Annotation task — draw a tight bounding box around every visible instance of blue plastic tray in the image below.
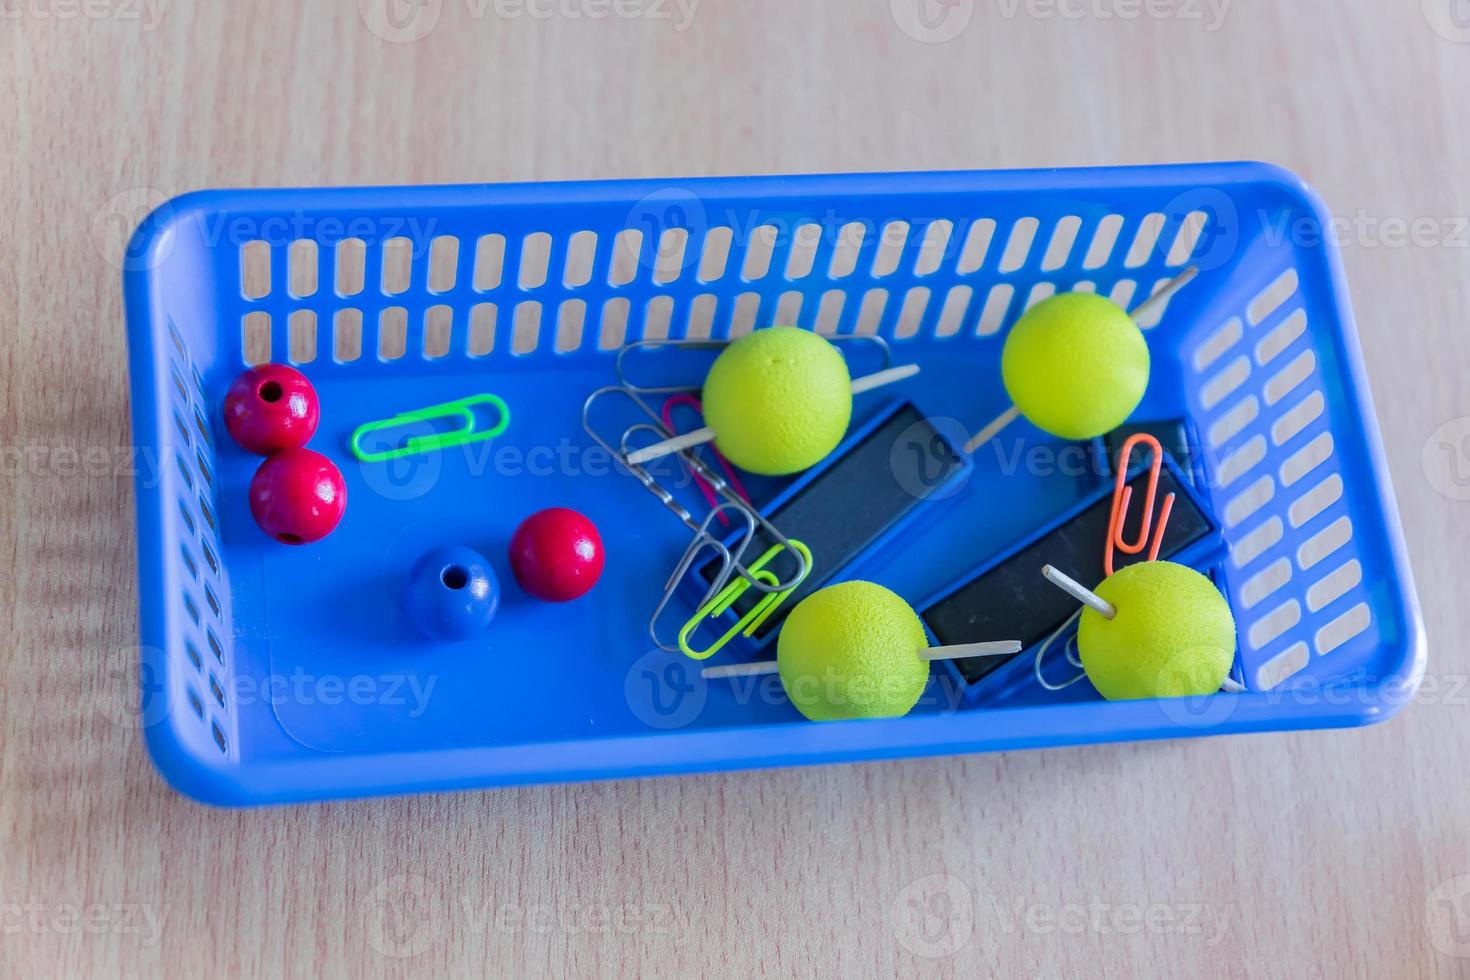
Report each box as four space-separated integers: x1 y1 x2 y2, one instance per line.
123 164 1424 806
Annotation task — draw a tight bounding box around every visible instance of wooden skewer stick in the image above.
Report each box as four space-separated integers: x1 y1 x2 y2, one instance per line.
962 265 1200 456
700 640 1023 680
700 660 784 680
624 363 921 467
849 364 920 395
1040 564 1117 619
625 426 712 465
962 405 1021 454
922 640 1025 662
1128 264 1198 324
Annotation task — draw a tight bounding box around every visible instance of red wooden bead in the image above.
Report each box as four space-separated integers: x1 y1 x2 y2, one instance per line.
224 364 320 455
249 449 346 545
508 507 604 602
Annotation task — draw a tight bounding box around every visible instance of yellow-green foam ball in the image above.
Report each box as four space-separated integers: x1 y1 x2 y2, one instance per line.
1001 292 1149 440
776 581 929 722
1078 561 1236 701
701 326 852 476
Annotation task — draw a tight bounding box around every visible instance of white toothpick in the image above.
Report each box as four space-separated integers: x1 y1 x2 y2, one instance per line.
962 405 1021 454
623 363 921 467
848 363 921 395
921 640 1024 662
700 639 1023 680
1128 265 1198 324
962 266 1200 455
625 426 714 465
700 660 784 680
1040 564 1117 620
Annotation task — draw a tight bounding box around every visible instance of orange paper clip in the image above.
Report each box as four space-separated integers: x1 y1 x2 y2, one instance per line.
1105 433 1176 577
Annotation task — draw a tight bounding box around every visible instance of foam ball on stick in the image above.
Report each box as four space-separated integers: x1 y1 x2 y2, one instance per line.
701 326 853 476
1077 560 1236 700
775 581 930 721
965 268 1197 453
623 326 919 476
1000 292 1149 441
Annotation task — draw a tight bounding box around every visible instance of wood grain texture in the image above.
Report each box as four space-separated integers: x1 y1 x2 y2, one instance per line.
3 1 1468 976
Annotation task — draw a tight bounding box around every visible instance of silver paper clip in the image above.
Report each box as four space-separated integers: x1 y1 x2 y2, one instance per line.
585 335 895 654
584 382 809 653
646 502 759 654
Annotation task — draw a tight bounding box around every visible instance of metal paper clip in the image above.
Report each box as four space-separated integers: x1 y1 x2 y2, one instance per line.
1034 608 1086 690
1105 432 1176 577
351 393 510 463
584 387 794 574
587 384 811 651
677 539 812 660
583 385 808 591
661 393 751 526
647 502 758 653
587 335 883 652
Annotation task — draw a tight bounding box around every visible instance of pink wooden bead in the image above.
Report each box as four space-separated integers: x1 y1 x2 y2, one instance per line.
224 364 320 455
248 449 346 545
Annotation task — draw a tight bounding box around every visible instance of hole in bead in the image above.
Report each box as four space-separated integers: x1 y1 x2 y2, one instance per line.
277 532 302 545
441 564 469 590
258 380 283 403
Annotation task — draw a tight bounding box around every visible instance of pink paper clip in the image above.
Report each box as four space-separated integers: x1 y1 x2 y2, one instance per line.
661 394 752 525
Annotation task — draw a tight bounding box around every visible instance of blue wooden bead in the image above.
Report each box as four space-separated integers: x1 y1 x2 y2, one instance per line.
406 546 500 641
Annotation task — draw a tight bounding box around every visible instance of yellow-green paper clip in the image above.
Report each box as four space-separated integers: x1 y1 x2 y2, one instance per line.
678 540 812 661
350 393 510 463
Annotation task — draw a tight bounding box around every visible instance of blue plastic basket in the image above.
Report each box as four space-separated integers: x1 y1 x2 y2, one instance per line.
124 163 1424 806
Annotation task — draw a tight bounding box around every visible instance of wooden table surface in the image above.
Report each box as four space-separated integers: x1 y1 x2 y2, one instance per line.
4 2 1468 976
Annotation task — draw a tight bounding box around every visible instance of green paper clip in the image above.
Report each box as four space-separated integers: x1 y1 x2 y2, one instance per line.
678 539 812 661
350 393 510 463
